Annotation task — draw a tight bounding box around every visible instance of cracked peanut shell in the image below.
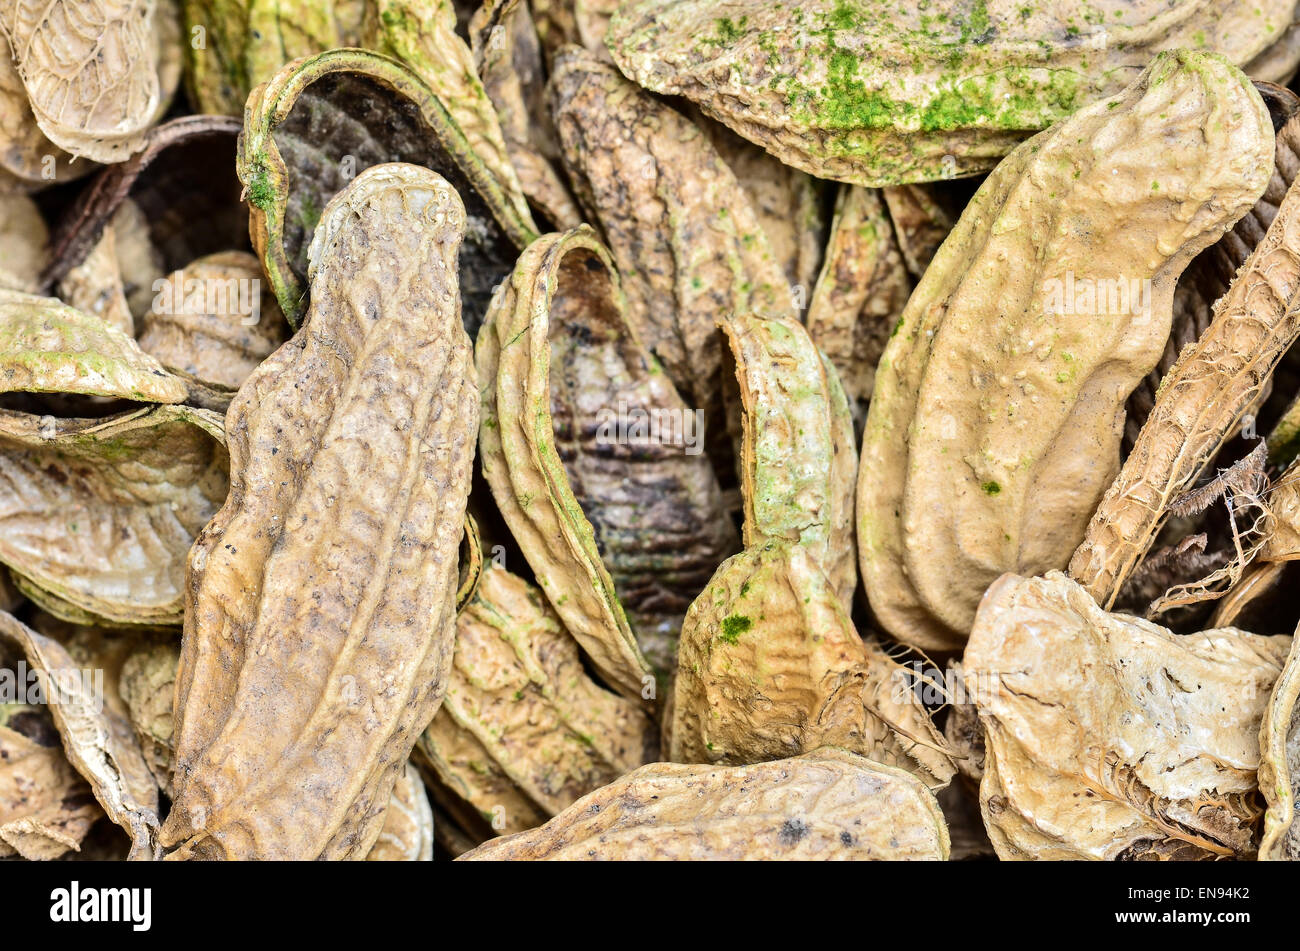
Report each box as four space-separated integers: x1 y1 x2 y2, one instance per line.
967 571 1289 860
477 225 737 687
670 312 953 788
238 47 537 330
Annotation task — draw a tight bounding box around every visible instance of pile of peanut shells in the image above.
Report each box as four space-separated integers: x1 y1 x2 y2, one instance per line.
2 0 1300 861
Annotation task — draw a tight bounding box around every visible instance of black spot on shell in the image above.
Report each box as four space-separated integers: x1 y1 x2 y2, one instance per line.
779 818 808 846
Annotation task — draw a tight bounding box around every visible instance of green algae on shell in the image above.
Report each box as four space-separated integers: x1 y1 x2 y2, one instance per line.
0 288 188 404
719 312 856 605
606 0 1295 186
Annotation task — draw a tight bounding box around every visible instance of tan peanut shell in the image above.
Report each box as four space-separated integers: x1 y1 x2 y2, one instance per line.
671 312 951 787
0 288 187 403
0 41 86 189
0 193 48 293
364 762 434 862
967 571 1289 860
1259 458 1300 566
120 640 180 796
858 51 1274 651
1247 21 1300 85
805 185 911 424
421 563 656 837
690 108 826 298
0 609 160 858
163 164 476 860
56 226 134 337
721 313 856 604
39 114 245 297
1071 114 1300 606
238 48 537 329
460 748 950 861
477 225 736 686
548 46 795 426
30 610 174 822
606 0 1292 187
136 251 289 390
468 0 583 230
0 0 168 163
0 404 227 626
881 184 957 279
0 701 101 860
110 200 167 323
116 636 439 861
1259 627 1300 860
419 711 547 840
